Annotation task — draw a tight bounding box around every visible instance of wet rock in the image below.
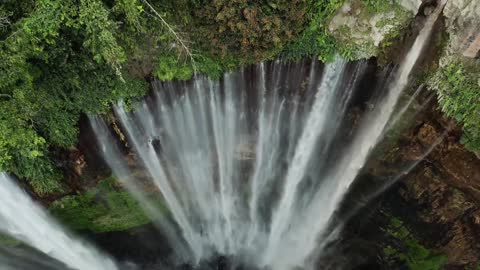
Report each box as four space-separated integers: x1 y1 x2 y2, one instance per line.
440 222 480 265
417 123 438 146
397 164 480 266
472 210 480 225
371 104 480 267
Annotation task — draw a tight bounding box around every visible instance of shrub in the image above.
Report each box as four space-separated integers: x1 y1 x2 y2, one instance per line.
429 58 480 151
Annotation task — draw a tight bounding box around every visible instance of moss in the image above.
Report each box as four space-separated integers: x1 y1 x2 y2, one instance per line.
362 0 396 14
383 216 448 270
49 176 164 233
329 0 413 60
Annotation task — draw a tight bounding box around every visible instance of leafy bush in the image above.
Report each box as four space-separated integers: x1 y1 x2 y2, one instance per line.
192 0 313 62
282 0 344 61
429 59 480 151
0 0 417 194
0 0 148 192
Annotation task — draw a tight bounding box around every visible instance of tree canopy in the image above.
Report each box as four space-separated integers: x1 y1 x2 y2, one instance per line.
3 0 476 195
0 0 327 194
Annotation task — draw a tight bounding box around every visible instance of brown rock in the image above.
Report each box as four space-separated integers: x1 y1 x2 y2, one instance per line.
417 123 438 146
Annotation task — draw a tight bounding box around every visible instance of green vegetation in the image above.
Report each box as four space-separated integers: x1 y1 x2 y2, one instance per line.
383 216 448 269
362 0 396 14
192 0 312 62
2 0 354 193
428 58 480 151
50 176 163 233
0 0 151 193
326 0 412 60
281 0 345 61
0 234 21 247
0 0 372 193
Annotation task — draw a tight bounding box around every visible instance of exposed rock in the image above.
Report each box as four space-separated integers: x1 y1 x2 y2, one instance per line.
443 0 480 56
417 123 439 146
400 0 423 13
235 143 255 160
463 34 480 58
328 0 413 59
375 106 480 267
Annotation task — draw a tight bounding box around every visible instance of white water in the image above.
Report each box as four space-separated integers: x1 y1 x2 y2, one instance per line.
0 173 117 270
88 6 443 268
263 4 445 268
0 5 444 270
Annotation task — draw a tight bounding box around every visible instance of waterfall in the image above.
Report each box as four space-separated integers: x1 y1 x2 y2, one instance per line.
0 173 117 270
262 3 446 269
89 4 443 268
0 3 443 270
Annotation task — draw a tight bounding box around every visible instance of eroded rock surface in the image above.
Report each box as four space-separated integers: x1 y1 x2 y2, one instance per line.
373 106 480 267
444 0 480 56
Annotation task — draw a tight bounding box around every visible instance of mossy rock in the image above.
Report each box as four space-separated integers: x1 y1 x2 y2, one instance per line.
49 176 166 233
383 215 448 270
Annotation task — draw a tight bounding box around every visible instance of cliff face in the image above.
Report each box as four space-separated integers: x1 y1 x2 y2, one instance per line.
368 103 480 268
443 0 480 57
328 0 415 59
376 2 480 265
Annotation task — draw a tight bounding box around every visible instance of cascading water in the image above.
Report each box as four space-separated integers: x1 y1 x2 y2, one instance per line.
0 173 117 270
0 2 445 269
89 4 443 268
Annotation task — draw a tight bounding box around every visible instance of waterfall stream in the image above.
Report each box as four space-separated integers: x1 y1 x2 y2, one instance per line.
0 3 444 269
0 173 117 270
91 4 443 268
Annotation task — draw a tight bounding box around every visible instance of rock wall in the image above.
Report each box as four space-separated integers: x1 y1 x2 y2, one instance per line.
443 0 480 56
400 0 423 13
328 0 414 59
371 104 480 268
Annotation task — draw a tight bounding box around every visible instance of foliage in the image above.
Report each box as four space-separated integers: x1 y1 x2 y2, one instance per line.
383 216 448 270
282 0 344 61
153 50 241 80
192 0 313 63
50 176 160 232
78 0 126 69
154 54 194 81
281 0 411 61
0 0 418 194
0 0 148 192
429 58 480 151
361 0 393 14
